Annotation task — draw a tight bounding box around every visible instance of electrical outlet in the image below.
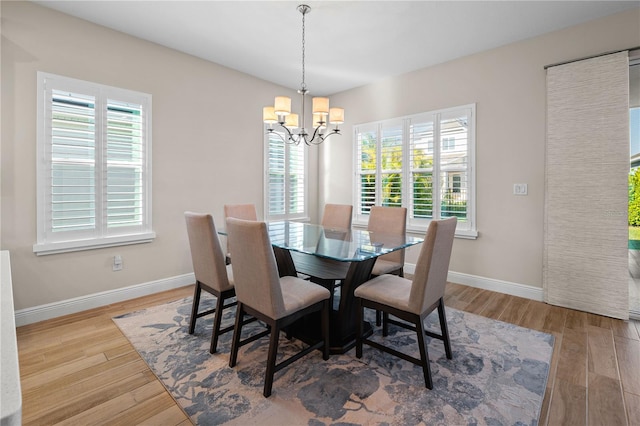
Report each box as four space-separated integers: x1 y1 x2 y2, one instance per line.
113 255 123 271
513 183 528 196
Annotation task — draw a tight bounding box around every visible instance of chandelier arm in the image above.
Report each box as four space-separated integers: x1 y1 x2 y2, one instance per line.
313 129 340 145
267 128 289 144
267 123 300 145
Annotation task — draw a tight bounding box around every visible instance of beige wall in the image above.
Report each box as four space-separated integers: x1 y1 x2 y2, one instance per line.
322 8 640 288
1 2 319 310
2 2 639 312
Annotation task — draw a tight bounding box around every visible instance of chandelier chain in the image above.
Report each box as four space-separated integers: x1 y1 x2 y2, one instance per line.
301 8 306 91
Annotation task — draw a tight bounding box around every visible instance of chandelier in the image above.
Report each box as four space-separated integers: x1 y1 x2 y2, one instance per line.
262 4 344 146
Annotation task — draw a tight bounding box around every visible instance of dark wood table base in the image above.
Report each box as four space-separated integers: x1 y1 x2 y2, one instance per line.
273 248 376 354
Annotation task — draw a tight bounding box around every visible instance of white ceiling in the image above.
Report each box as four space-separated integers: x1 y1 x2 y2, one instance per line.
33 0 639 96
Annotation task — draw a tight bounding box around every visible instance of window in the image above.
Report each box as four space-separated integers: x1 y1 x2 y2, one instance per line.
264 130 307 220
354 104 476 238
442 137 456 151
34 72 154 255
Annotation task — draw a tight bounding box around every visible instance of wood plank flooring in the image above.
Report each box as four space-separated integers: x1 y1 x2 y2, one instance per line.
16 283 640 425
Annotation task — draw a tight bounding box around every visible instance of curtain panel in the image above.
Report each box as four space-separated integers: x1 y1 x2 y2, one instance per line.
544 51 629 320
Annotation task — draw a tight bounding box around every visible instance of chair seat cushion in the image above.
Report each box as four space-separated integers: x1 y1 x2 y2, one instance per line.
278 276 330 319
371 259 403 276
355 274 420 314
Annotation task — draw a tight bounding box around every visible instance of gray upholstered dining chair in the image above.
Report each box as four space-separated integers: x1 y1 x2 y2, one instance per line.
226 217 331 398
367 206 408 325
223 203 257 221
223 203 257 263
368 206 407 277
321 203 353 229
184 212 239 354
355 216 457 389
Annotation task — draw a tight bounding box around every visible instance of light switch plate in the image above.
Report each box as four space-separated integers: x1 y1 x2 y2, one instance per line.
513 183 528 195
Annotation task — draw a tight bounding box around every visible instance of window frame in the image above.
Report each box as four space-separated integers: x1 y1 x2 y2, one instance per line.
263 128 309 221
353 104 477 239
34 72 154 255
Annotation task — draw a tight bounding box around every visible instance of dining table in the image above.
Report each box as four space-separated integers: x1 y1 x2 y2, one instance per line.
265 220 424 354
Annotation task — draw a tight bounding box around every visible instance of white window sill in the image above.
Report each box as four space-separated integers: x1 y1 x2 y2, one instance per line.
33 232 156 256
353 221 478 240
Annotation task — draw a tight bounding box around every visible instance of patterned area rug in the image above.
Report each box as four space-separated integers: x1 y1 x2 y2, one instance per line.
113 294 554 425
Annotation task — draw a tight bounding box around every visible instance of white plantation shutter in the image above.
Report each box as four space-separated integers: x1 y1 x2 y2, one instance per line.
288 141 305 215
105 100 145 232
380 123 403 208
409 117 435 220
265 130 307 220
50 90 97 236
35 72 153 255
439 108 471 231
356 126 377 219
354 105 476 236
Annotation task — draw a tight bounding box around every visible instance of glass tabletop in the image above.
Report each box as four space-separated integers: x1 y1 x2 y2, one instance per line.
266 221 423 262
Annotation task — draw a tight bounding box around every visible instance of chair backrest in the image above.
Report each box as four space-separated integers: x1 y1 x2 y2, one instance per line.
226 217 285 319
321 204 353 229
409 217 457 313
224 204 257 221
367 206 407 264
223 204 257 257
184 212 231 292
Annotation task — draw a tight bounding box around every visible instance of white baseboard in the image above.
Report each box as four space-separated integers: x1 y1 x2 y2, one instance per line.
12 267 547 327
14 273 195 327
404 264 544 301
15 266 632 325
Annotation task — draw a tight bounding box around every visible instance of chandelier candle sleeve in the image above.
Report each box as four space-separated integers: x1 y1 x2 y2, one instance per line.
263 106 278 124
285 114 299 128
329 108 344 124
312 97 329 115
274 96 291 115
262 4 344 146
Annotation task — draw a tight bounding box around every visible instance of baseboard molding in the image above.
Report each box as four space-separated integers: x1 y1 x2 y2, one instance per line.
404 264 544 302
21 266 607 326
14 273 195 327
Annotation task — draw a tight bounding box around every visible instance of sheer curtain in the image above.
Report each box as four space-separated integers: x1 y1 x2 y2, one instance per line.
544 51 630 320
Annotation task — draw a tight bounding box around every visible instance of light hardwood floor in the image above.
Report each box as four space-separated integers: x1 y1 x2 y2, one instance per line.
16 283 640 425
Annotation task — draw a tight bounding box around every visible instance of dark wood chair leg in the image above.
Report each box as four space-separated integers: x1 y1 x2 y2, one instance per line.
321 300 330 360
415 315 433 389
209 293 226 354
188 282 202 334
356 298 364 359
263 322 280 398
382 311 390 336
229 303 244 368
437 298 452 359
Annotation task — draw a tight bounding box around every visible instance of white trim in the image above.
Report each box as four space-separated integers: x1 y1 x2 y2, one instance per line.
33 232 156 256
14 266 635 325
14 273 194 327
1 251 22 425
404 263 544 301
35 72 154 254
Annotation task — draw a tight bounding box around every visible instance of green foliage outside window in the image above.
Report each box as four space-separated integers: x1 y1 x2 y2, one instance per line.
359 132 467 219
629 168 640 226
